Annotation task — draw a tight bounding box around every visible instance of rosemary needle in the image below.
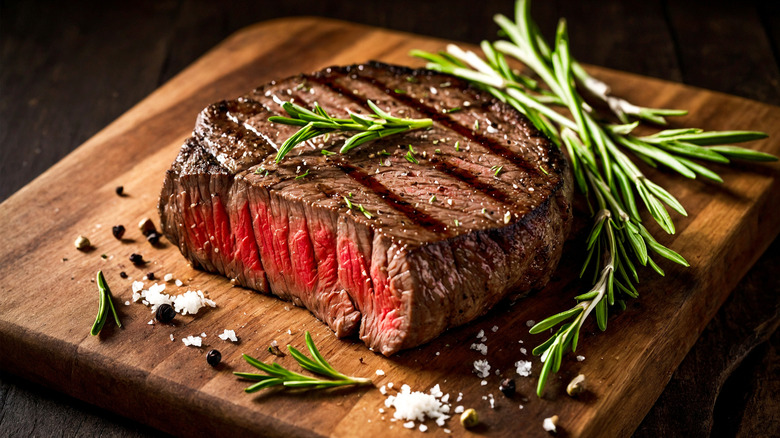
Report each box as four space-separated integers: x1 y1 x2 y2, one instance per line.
413 0 775 397
234 331 372 392
91 270 122 335
269 99 432 162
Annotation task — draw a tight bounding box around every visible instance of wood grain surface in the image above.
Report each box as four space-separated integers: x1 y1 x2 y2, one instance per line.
0 16 778 437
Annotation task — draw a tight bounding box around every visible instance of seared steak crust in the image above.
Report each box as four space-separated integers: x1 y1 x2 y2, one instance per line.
159 62 572 355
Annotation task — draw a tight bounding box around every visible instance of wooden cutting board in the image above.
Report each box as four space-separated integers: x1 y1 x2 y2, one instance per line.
1 17 778 438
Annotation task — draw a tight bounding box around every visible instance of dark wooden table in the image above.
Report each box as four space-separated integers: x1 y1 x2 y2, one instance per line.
1 1 778 436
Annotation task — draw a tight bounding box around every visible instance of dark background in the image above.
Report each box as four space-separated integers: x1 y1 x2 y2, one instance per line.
1 0 778 436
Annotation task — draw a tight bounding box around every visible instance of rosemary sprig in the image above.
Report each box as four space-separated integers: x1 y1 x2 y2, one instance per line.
413 0 775 396
269 98 432 162
90 270 122 335
234 331 372 392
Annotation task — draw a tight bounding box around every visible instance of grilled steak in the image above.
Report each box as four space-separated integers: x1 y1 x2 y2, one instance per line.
159 62 573 355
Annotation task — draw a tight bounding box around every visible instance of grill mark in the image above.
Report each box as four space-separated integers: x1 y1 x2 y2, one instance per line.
307 73 518 207
333 160 450 234
428 156 513 205
356 74 544 176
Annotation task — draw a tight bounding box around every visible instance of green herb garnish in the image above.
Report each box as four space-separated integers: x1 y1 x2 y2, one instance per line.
295 169 309 179
357 204 374 219
321 150 336 156
270 99 432 162
413 0 774 397
90 270 122 335
234 331 372 392
343 196 353 209
405 145 419 164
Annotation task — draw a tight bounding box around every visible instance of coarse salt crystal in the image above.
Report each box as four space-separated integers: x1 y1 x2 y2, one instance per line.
473 359 491 378
525 320 536 327
576 355 585 362
218 329 238 342
491 325 499 332
379 408 385 414
287 329 292 335
380 385 387 395
543 417 557 433
384 384 451 427
419 424 428 432
481 380 487 386
454 406 464 414
456 393 463 402
164 273 174 282
200 332 207 337
376 369 385 376
170 334 175 342
182 335 202 347
476 329 484 339
147 319 154 325
387 382 394 389
124 301 130 306
521 348 527 355
132 281 144 293
403 421 415 429
175 279 183 287
444 429 451 434
470 343 488 355
516 360 532 377
172 290 216 315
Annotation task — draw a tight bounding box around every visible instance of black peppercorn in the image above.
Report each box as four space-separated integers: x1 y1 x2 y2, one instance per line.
119 271 128 279
129 253 144 265
146 272 155 280
112 225 125 240
207 349 222 367
115 186 124 196
499 378 516 397
146 232 160 245
155 303 176 323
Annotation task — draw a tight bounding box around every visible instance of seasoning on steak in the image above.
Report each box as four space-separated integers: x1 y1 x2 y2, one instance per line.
159 62 573 356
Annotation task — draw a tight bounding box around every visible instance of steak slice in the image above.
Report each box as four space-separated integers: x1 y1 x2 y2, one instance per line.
159 62 573 355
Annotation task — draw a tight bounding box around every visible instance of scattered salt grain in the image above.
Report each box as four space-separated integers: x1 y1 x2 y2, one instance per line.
473 360 491 378
182 335 202 347
384 384 451 427
388 382 394 389
456 393 463 402
175 279 183 287
200 332 207 337
519 404 524 410
454 406 464 414
444 428 451 434
576 355 585 362
218 329 238 342
488 394 495 409
543 416 558 433
287 329 292 335
164 273 174 282
124 301 130 306
403 421 415 429
520 348 527 355
380 385 387 395
441 394 449 403
516 360 533 377
376 369 385 376
172 290 216 315
470 343 488 355
379 408 385 414
170 334 175 342
525 320 536 327
147 319 154 325
481 380 488 386
419 424 428 432
491 325 499 333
